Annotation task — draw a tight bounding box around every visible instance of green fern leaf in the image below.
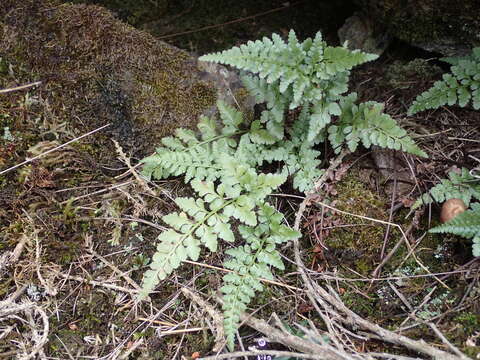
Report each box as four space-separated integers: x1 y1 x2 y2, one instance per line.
140 179 253 299
308 102 333 141
221 204 300 350
201 30 377 141
323 47 378 75
429 203 480 243
408 48 480 114
329 95 427 157
249 120 278 145
139 229 199 299
218 101 244 133
414 168 480 208
141 100 248 183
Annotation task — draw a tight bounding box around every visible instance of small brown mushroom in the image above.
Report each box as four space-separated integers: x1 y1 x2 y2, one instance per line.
440 198 467 223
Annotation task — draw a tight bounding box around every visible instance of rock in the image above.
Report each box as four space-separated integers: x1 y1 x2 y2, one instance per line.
0 0 219 167
338 13 392 55
352 0 480 56
197 60 256 119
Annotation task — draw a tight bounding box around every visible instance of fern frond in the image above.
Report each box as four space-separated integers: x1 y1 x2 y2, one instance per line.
408 48 480 114
221 204 301 349
139 179 236 299
328 94 427 157
141 101 246 183
140 163 288 299
413 168 480 208
429 203 480 256
201 30 378 141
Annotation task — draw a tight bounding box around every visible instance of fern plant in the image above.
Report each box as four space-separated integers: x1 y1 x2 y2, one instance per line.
413 168 480 209
139 30 426 350
430 203 480 256
415 168 480 256
408 47 480 115
407 47 480 256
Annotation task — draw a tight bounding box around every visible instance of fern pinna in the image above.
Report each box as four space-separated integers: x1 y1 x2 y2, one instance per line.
139 30 426 350
430 202 480 256
413 168 480 209
408 47 480 115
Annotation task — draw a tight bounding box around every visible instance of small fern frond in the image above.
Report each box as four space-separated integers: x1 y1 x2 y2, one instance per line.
322 46 378 76
328 94 427 157
201 30 378 141
140 164 288 300
139 179 236 299
221 203 301 349
141 101 246 183
408 47 480 114
429 203 480 256
413 168 480 208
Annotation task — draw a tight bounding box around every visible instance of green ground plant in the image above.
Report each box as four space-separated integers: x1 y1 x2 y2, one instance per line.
139 30 426 349
408 47 480 114
414 168 480 208
409 47 480 257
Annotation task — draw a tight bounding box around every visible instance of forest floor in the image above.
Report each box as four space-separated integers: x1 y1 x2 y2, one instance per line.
1 1 480 359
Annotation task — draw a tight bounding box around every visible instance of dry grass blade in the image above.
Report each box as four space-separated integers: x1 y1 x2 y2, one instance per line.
0 124 110 176
0 81 41 94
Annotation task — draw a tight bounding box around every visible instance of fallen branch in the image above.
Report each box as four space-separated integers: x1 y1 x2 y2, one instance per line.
291 153 469 360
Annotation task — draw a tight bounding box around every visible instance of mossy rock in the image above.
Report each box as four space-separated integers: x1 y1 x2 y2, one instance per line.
69 0 169 27
353 0 480 56
0 0 217 168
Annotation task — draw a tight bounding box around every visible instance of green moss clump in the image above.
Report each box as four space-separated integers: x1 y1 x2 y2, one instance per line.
454 312 480 336
0 0 218 165
322 171 389 275
342 288 378 318
69 0 168 27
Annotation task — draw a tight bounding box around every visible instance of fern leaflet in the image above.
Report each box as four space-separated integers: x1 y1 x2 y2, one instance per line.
429 203 480 256
328 94 427 157
413 168 480 209
408 47 480 114
222 204 301 349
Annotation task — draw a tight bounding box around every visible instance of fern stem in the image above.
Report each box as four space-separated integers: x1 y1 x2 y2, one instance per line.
196 130 247 147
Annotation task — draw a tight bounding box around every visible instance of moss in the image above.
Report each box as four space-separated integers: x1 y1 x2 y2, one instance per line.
0 0 218 165
69 0 168 27
453 312 480 337
322 170 389 275
151 72 216 121
355 0 480 51
384 59 442 89
464 347 480 358
341 288 378 318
